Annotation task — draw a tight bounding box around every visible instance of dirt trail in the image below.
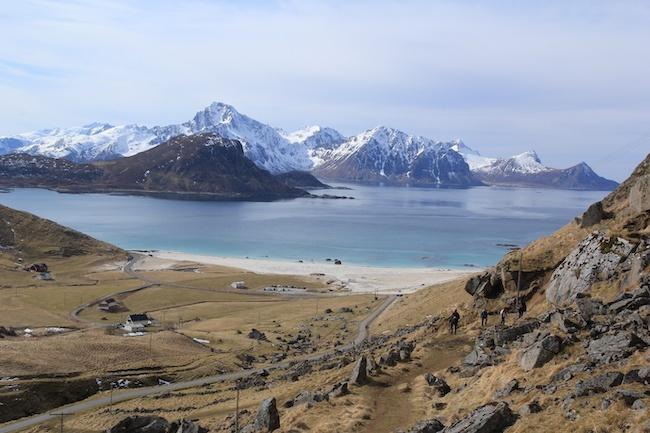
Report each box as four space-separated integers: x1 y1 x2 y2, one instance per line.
362 336 469 433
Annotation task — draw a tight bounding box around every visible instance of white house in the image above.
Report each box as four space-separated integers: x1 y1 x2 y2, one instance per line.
231 281 247 289
124 313 152 332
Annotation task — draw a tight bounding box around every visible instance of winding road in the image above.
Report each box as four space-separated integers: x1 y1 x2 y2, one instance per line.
0 255 397 433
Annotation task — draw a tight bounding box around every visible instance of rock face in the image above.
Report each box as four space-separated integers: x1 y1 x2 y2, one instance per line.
587 332 646 364
403 418 445 433
574 372 624 397
629 175 650 214
546 232 634 306
519 335 562 370
106 417 208 433
580 201 613 228
464 271 503 298
254 397 280 432
350 356 369 385
107 417 170 433
424 374 451 397
441 402 517 433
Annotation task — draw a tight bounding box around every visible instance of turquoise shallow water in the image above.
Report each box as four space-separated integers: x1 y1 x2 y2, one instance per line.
0 185 607 268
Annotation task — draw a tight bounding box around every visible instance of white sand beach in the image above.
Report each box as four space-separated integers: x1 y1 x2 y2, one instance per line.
145 251 480 294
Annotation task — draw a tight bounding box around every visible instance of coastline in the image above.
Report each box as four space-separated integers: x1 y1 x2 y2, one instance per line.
145 250 480 294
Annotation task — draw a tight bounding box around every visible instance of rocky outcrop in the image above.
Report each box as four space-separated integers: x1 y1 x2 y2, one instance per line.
401 419 445 433
629 175 650 214
441 402 517 433
350 356 369 385
579 201 613 228
424 374 451 397
519 335 562 370
574 372 623 397
464 271 503 298
546 232 634 306
586 332 646 364
253 397 280 432
106 417 207 433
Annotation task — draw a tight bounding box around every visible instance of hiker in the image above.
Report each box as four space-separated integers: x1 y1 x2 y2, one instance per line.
517 298 527 318
499 308 507 325
480 309 488 326
449 309 461 334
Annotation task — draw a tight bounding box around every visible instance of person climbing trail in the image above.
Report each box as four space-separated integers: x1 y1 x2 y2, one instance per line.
449 309 461 334
480 309 488 326
500 308 507 325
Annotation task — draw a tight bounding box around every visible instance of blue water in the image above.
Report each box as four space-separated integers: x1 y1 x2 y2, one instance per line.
0 185 607 268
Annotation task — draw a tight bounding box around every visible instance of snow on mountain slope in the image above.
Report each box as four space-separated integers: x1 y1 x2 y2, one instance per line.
313 126 480 186
450 140 497 170
478 150 551 175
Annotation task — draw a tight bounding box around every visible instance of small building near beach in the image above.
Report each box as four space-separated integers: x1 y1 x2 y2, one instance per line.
124 313 152 332
231 281 247 289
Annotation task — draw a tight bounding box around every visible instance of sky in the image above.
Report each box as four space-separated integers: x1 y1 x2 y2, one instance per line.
1 0 649 180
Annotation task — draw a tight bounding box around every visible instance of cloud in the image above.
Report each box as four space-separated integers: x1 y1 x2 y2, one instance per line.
0 0 648 180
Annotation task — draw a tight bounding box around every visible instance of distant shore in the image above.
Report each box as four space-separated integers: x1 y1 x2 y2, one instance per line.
143 251 480 294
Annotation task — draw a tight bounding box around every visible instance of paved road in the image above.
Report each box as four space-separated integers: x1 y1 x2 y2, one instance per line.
0 294 396 433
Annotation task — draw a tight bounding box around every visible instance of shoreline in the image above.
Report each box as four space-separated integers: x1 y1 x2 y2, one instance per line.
143 250 481 294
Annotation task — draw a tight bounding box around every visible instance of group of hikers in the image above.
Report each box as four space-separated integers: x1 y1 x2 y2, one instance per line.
447 297 527 334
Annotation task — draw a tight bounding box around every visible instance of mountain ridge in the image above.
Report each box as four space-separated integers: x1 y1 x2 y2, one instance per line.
0 101 618 190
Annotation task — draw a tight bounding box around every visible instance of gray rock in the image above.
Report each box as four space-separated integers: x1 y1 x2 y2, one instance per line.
380 350 401 367
574 296 605 321
518 401 542 416
519 335 562 370
493 320 540 346
254 397 280 432
607 287 650 313
424 373 451 397
546 232 634 306
623 367 650 385
168 420 207 433
629 174 650 214
574 372 623 397
632 399 647 410
580 201 612 228
350 356 368 385
107 417 169 433
441 402 517 433
494 379 519 398
248 328 268 341
587 332 646 363
404 419 445 433
328 381 349 398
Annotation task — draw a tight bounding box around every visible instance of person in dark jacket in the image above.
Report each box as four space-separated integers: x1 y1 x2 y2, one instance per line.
480 309 488 326
449 309 461 334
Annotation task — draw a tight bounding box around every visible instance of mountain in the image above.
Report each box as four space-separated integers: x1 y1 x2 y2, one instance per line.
274 171 331 189
470 151 618 190
0 134 308 201
0 101 617 190
312 126 480 187
0 204 122 258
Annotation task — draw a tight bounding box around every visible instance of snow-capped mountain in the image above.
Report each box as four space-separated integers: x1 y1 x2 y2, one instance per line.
313 126 480 187
0 101 618 189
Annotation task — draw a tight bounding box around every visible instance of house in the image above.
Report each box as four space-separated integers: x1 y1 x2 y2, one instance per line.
26 263 48 273
98 298 123 313
124 313 152 332
231 281 247 289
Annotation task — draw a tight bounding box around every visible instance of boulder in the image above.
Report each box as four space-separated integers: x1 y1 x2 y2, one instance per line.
350 356 368 385
629 174 650 214
574 296 605 321
615 389 646 407
607 287 650 314
107 417 170 433
248 329 268 341
254 397 280 432
518 401 542 416
623 367 650 385
574 372 623 397
168 420 207 433
546 233 634 306
580 201 612 228
519 335 562 371
465 271 502 298
441 402 517 433
493 320 540 346
587 332 646 364
494 379 519 399
328 381 349 398
424 373 451 397
403 419 445 433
